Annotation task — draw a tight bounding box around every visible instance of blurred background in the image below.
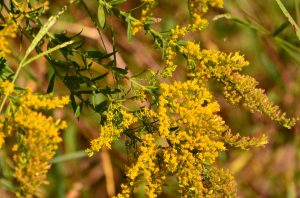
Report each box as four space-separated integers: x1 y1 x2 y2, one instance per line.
1 0 300 197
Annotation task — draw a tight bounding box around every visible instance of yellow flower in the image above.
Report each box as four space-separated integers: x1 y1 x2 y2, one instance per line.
0 81 69 197
0 20 17 57
131 0 157 36
86 104 138 156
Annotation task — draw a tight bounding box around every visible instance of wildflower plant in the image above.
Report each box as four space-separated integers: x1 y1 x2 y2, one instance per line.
0 0 298 197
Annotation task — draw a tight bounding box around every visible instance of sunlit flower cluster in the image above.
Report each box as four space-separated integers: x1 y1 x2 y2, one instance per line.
188 0 223 14
178 42 296 128
86 104 138 156
223 73 296 128
0 81 69 197
112 79 268 197
161 0 223 77
0 20 17 57
125 134 165 198
84 0 296 197
131 0 157 35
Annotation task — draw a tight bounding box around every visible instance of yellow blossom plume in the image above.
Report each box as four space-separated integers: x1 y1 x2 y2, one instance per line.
0 20 17 57
86 104 138 156
113 80 267 197
0 81 69 197
131 0 158 36
84 0 297 197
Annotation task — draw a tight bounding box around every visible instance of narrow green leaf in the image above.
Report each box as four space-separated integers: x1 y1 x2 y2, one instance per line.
110 0 127 5
111 0 126 5
95 100 108 113
92 90 96 107
50 151 87 164
127 18 132 41
23 5 69 61
47 73 56 93
70 94 77 113
86 50 106 58
23 40 74 67
213 14 262 32
91 72 108 82
111 7 121 16
0 58 14 81
75 105 81 118
275 0 300 40
272 21 290 36
98 3 106 29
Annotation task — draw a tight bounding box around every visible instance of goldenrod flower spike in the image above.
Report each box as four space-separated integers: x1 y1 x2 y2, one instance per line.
0 81 69 197
86 104 138 157
0 20 17 57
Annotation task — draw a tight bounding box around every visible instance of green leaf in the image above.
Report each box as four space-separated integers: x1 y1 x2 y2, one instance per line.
23 4 69 61
98 3 106 29
63 76 84 90
50 150 87 164
47 73 56 93
111 7 121 17
275 0 300 40
126 17 132 41
213 14 262 32
111 67 128 75
0 58 14 81
75 105 81 118
95 100 108 113
86 50 106 58
23 40 74 67
111 0 126 5
91 72 108 82
70 94 77 113
272 21 289 36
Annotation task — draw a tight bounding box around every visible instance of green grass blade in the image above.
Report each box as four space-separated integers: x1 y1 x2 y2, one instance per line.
22 40 74 67
275 0 300 40
50 150 87 164
23 5 70 61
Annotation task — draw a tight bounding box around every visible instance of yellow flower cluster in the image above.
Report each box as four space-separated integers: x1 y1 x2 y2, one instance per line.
86 104 138 156
177 39 296 128
20 91 70 110
131 0 157 36
114 184 131 198
125 134 165 198
113 80 265 197
162 25 189 77
158 80 232 196
0 117 5 148
201 167 236 197
161 0 223 77
88 0 296 196
188 0 223 14
0 20 17 57
224 73 297 128
0 81 15 147
0 81 69 197
0 113 14 149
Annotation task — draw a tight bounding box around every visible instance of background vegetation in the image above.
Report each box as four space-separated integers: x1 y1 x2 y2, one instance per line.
0 0 299 197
